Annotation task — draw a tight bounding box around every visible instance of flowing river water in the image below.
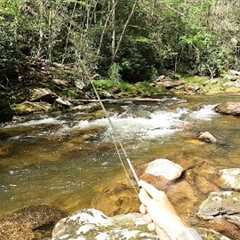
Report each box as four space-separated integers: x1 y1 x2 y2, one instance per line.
0 95 239 219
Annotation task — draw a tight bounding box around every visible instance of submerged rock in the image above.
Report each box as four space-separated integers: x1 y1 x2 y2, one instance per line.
215 102 240 116
30 88 57 103
198 131 217 144
219 169 240 190
52 209 159 240
14 101 52 115
91 181 139 216
0 145 11 158
0 205 66 240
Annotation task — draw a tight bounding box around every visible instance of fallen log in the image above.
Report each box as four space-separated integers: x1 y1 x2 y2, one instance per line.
73 97 187 104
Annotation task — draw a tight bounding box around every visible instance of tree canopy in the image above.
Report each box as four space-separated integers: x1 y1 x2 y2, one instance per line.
0 0 240 83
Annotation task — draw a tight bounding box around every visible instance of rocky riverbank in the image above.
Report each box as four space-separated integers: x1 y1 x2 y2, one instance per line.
1 87 240 239
1 61 240 123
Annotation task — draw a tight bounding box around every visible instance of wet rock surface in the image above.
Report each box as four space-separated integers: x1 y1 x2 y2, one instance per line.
144 158 183 181
0 205 66 240
198 131 217 144
215 102 240 116
91 178 139 217
0 144 12 158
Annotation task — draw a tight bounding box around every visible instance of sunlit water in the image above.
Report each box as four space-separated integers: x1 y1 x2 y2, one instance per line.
0 95 239 217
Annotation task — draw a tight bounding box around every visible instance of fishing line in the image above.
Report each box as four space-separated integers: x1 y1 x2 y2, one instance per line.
90 80 140 191
62 0 191 192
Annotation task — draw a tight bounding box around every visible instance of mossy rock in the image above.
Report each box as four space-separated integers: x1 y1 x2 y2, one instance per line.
14 101 52 115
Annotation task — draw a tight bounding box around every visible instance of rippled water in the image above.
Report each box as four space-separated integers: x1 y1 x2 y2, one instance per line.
0 95 239 216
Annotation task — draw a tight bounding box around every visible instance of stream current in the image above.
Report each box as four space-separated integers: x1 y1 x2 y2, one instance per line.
0 95 239 216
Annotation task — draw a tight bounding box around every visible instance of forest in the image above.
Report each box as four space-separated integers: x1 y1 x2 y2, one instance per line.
1 0 240 85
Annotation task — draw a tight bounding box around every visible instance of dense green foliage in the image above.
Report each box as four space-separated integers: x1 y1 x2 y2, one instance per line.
0 0 240 84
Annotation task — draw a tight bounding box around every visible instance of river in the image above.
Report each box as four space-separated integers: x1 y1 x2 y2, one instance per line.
0 95 239 218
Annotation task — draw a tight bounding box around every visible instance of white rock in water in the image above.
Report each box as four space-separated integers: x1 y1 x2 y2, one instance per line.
145 159 183 181
219 169 240 190
198 131 217 144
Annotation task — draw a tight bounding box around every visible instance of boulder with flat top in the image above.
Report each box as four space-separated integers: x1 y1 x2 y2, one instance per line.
215 102 240 116
198 131 217 144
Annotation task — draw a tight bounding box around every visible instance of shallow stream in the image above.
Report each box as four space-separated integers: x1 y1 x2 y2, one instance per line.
0 95 239 217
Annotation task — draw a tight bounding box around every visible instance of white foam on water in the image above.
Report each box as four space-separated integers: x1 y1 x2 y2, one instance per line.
73 108 188 140
190 105 218 121
4 117 65 128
